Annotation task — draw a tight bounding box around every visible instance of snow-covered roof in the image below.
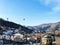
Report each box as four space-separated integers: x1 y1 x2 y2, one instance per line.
14 33 22 36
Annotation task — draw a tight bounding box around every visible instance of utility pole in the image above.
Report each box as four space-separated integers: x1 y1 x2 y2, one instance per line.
36 30 38 45
23 18 27 42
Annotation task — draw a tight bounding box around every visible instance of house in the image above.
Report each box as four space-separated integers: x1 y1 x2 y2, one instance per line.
41 34 52 45
13 33 23 38
2 35 11 40
0 35 3 45
3 39 21 45
3 30 13 35
0 39 3 45
13 33 24 42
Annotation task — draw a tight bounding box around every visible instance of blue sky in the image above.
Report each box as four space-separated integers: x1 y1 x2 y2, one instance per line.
0 0 60 26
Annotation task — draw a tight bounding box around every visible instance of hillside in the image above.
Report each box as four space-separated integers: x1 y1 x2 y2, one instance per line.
0 18 33 33
0 18 60 33
28 22 60 32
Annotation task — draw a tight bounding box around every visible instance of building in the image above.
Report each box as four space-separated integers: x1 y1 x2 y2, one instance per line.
42 34 52 45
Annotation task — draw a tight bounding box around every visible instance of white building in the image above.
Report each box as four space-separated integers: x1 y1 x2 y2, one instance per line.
13 33 24 41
